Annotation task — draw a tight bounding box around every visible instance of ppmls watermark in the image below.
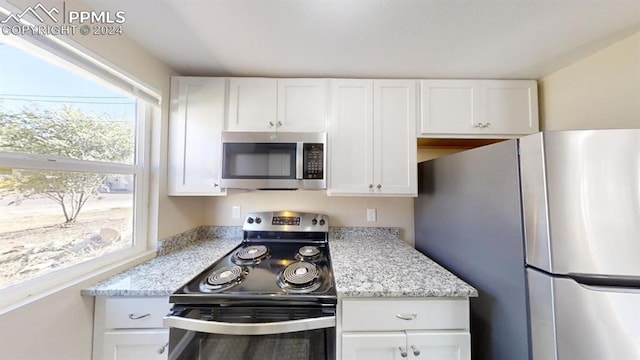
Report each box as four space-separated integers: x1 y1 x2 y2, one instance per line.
1 2 125 36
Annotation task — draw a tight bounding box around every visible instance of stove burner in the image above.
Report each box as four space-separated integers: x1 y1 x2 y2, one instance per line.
200 265 246 292
298 246 320 259
278 261 321 293
233 245 269 264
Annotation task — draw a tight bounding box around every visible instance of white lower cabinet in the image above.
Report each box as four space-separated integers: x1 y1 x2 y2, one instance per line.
343 331 470 360
408 331 470 359
340 298 471 360
93 296 171 360
103 330 169 360
343 332 406 360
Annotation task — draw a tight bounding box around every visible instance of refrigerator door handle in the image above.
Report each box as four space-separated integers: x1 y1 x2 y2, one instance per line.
568 273 640 289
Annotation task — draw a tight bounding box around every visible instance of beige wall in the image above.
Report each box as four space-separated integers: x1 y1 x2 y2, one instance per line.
73 21 205 240
204 192 416 245
540 31 640 130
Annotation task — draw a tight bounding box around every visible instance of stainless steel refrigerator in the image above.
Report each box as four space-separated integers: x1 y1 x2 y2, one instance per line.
414 129 640 360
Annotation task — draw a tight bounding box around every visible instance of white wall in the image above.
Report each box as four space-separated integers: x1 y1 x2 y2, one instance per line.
0 1 199 359
204 192 416 245
540 31 640 130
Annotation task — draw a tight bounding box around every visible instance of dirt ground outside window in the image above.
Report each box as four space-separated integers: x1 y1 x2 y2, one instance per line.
0 193 133 289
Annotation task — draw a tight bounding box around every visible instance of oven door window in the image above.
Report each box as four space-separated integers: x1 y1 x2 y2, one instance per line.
223 143 296 179
168 307 335 360
170 328 332 360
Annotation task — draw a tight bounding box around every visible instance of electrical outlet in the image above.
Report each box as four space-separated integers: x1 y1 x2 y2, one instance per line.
367 208 377 222
232 205 241 219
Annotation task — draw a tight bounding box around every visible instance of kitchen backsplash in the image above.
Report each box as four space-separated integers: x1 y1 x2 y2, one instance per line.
157 226 242 256
158 226 400 256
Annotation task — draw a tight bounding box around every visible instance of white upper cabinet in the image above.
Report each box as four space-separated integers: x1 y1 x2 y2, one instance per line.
374 80 417 195
420 80 480 134
168 77 226 196
481 80 539 135
328 79 417 196
227 78 278 131
227 78 327 132
277 79 328 132
419 79 538 138
328 80 374 195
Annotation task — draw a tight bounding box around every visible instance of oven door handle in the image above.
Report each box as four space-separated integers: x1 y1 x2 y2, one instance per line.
163 315 335 336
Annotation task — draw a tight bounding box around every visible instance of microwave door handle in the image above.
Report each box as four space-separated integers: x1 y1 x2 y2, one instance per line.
296 142 303 180
163 315 335 335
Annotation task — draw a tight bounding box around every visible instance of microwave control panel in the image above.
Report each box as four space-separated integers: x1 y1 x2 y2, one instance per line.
303 143 324 179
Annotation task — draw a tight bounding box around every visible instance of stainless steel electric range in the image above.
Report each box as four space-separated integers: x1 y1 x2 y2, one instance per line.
164 211 337 360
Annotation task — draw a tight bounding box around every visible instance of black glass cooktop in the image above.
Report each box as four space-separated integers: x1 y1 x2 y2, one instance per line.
170 240 337 307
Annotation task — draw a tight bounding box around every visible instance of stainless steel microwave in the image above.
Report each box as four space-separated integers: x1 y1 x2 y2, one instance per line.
220 131 326 190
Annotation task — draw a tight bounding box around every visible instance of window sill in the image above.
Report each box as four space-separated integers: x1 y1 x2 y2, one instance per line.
0 250 156 315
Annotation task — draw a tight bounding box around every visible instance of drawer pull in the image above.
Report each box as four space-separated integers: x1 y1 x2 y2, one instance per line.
157 342 169 354
128 313 151 320
396 313 417 321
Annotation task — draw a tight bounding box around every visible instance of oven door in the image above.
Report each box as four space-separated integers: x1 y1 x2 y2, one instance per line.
165 306 336 360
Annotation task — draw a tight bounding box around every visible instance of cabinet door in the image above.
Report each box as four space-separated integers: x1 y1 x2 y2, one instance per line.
419 80 480 136
227 78 277 131
374 80 417 196
406 331 470 360
480 80 539 135
103 329 169 360
342 332 407 360
277 79 328 132
168 77 226 196
328 80 374 195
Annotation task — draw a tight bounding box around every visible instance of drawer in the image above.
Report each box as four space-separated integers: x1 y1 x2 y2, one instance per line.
104 297 170 329
341 298 469 332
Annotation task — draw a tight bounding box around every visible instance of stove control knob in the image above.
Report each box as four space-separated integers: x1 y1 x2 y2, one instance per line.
255 217 262 224
319 219 326 226
312 219 318 225
247 217 254 224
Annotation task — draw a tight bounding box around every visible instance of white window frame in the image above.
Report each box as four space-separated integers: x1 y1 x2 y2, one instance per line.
0 104 150 306
0 7 159 310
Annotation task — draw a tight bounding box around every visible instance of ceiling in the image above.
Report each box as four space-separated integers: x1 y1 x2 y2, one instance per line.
86 0 640 79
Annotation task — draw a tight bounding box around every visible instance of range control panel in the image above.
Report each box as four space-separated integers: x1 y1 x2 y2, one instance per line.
272 216 301 226
243 211 329 232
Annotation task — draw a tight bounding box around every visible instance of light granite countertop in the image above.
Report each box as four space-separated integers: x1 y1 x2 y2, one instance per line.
81 237 242 296
82 227 477 298
329 229 477 298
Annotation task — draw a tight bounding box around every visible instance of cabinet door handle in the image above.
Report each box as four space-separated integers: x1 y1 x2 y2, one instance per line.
269 121 275 127
128 313 151 320
399 346 408 358
368 184 374 189
276 121 282 127
396 313 417 320
484 122 491 128
376 184 382 190
157 342 169 354
411 345 421 356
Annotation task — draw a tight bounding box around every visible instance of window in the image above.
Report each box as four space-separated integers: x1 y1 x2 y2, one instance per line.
0 35 155 305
